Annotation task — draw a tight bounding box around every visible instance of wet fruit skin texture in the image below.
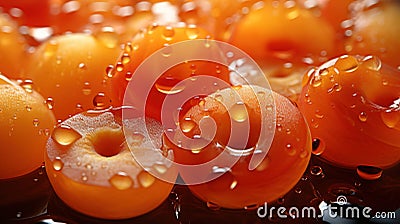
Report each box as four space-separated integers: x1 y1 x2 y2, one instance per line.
228 0 336 63
45 110 176 219
25 33 120 120
0 13 27 78
0 75 56 179
110 24 230 121
298 54 400 168
345 0 400 68
167 86 312 209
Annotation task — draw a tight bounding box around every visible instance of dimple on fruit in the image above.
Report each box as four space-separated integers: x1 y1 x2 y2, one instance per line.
299 54 400 168
0 74 56 179
45 108 176 219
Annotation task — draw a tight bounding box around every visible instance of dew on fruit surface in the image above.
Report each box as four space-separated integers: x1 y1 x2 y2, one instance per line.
109 172 133 190
20 79 34 93
162 26 175 41
206 201 221 210
44 97 54 110
294 187 302 194
51 124 82 146
255 156 270 171
153 163 168 174
185 24 199 40
230 102 248 122
138 171 155 188
162 43 172 57
121 53 131 64
358 111 368 122
82 82 92 95
53 157 64 171
311 75 322 88
311 138 325 155
125 71 133 81
180 117 196 134
155 76 185 95
315 109 324 119
115 61 124 72
106 64 115 78
32 118 40 127
78 62 86 70
380 110 400 128
302 68 315 87
204 35 211 48
81 173 88 182
362 55 381 71
96 26 119 48
25 105 32 112
93 92 111 109
127 132 145 146
356 165 383 180
285 143 296 156
334 55 359 73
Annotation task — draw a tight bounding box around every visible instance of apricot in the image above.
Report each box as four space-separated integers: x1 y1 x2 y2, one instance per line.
25 33 120 120
45 109 176 219
0 74 56 179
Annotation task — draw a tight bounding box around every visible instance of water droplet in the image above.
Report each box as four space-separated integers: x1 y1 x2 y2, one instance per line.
185 24 199 39
106 65 115 78
206 201 221 210
138 171 155 188
180 117 196 134
356 165 383 180
315 110 324 119
334 55 359 73
82 82 92 95
20 79 34 93
162 26 175 41
45 97 54 110
362 55 381 71
311 76 322 87
127 132 144 146
287 8 299 20
125 72 133 81
16 211 22 218
255 156 270 171
109 172 133 190
286 143 296 156
295 188 302 194
25 106 32 112
81 174 88 182
93 92 111 109
121 53 131 64
33 118 40 127
358 111 367 122
96 26 118 48
302 68 315 87
153 163 167 174
52 124 82 146
204 35 211 48
53 157 64 171
380 110 400 128
155 76 185 95
310 165 323 176
162 43 172 57
230 102 248 122
312 138 325 155
78 62 86 69
115 61 124 72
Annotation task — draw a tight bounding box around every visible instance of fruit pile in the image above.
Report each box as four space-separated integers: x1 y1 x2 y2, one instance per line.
0 0 399 222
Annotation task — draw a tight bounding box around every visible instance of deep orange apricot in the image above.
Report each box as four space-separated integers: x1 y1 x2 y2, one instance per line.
110 24 230 121
345 0 400 68
45 109 176 219
0 13 27 79
166 85 311 208
25 33 120 120
229 0 336 64
298 54 400 168
0 75 56 179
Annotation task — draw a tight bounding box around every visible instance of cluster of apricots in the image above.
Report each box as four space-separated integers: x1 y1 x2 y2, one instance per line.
0 0 399 220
